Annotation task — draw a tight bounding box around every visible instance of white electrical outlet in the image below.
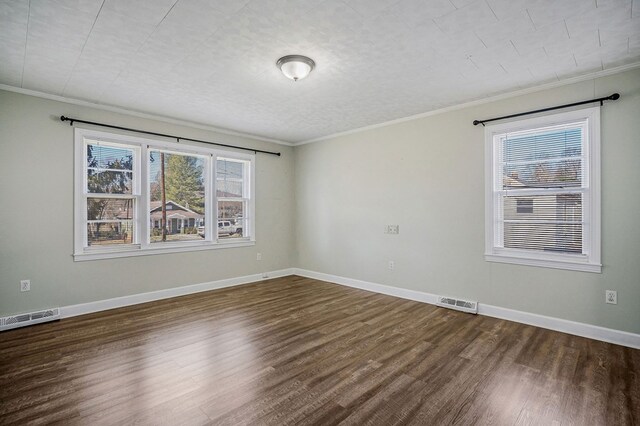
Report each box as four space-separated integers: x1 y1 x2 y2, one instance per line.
605 290 617 304
388 261 395 270
257 252 262 261
385 225 399 234
20 280 30 292
262 272 269 279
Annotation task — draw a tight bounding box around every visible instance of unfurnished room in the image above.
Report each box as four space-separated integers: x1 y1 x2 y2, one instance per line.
0 0 639 424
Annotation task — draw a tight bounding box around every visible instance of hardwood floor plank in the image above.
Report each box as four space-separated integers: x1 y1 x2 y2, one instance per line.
0 275 638 425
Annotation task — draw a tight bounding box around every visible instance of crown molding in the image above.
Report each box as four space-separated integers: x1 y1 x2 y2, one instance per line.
0 84 293 147
3 61 638 147
296 62 640 146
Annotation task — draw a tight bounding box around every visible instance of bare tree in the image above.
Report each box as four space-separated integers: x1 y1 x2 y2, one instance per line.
161 153 167 242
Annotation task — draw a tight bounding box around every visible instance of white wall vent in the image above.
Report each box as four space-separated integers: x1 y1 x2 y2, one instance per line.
436 296 478 314
0 308 60 331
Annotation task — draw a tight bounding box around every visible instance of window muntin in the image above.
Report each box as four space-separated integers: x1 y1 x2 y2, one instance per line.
485 107 601 272
75 129 255 260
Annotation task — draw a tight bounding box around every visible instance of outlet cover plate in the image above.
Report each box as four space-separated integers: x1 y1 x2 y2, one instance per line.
20 280 30 292
605 290 617 304
385 225 399 234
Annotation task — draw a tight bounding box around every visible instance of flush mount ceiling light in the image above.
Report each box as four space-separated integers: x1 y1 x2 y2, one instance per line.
276 55 315 81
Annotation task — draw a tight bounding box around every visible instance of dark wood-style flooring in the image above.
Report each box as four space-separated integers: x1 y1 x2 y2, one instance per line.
1 275 638 425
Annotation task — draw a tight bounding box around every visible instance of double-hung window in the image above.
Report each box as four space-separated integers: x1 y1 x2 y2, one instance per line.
484 107 601 273
74 128 255 260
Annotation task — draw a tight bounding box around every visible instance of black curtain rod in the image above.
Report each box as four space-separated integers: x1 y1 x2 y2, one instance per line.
60 115 281 156
473 93 620 126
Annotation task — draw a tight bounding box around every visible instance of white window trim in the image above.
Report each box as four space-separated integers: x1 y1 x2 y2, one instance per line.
74 128 256 261
484 107 601 273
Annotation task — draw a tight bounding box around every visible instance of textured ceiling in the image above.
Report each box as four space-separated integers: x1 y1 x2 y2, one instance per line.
1 0 639 143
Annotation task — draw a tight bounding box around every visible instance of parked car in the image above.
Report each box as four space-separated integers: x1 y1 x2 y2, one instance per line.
197 221 242 237
218 220 242 236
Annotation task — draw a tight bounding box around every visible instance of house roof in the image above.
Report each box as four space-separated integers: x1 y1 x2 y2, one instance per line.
149 210 203 220
116 200 204 220
504 175 527 188
503 173 581 189
149 200 200 214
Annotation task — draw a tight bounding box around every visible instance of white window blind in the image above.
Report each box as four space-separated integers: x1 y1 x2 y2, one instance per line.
499 121 586 254
485 107 601 273
85 142 138 247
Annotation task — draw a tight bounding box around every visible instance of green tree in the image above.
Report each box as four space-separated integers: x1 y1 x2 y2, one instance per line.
87 145 133 194
164 154 204 213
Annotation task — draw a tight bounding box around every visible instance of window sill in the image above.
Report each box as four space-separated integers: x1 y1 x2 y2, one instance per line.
485 253 601 273
74 239 255 261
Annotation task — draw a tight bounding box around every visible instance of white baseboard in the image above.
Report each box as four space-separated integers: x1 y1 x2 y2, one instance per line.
293 268 440 305
476 304 640 350
19 266 640 349
292 268 640 349
60 268 294 319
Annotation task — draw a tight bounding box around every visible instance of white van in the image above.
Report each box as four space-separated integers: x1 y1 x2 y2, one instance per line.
198 221 242 237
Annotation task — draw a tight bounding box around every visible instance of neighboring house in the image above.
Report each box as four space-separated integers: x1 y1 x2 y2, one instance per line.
88 199 134 245
216 189 244 220
502 175 581 253
148 201 204 234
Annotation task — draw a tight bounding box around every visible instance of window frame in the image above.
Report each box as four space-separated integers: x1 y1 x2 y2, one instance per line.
215 156 252 240
82 139 140 251
74 128 256 261
484 107 601 273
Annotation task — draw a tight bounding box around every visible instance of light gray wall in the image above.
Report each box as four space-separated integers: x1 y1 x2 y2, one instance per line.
2 69 639 335
294 68 640 334
0 90 295 316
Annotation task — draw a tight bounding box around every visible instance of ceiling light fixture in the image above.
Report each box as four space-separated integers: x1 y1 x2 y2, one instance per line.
276 55 315 81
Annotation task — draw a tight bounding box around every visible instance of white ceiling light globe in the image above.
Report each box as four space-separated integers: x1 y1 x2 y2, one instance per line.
277 55 316 81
